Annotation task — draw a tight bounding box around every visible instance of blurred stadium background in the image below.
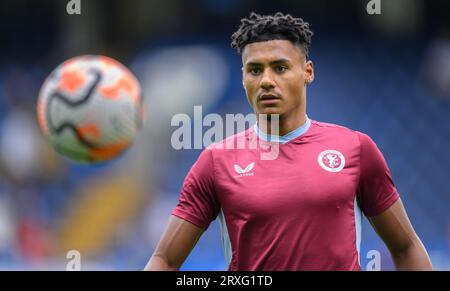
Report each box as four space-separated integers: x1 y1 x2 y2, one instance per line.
0 0 449 270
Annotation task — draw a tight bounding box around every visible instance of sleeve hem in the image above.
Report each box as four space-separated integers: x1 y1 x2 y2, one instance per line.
172 208 210 230
365 189 400 217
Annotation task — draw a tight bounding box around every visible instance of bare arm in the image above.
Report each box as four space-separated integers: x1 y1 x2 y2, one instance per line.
144 215 204 271
368 199 433 271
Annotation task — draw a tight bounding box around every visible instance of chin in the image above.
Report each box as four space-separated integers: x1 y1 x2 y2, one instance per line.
258 107 284 116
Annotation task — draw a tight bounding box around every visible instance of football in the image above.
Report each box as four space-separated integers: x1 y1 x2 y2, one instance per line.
37 55 143 163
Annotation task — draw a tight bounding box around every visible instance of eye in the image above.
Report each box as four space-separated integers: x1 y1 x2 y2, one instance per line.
249 67 262 76
274 65 287 73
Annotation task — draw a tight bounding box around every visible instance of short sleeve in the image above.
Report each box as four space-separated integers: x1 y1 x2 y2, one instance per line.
356 132 400 217
171 148 220 229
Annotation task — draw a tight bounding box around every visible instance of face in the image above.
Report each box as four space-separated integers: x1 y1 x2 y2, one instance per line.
242 39 314 119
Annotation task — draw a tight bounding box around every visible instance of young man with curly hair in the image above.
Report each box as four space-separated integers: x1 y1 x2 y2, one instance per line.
145 12 432 271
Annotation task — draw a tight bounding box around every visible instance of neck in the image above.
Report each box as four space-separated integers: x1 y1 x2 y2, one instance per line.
257 112 307 136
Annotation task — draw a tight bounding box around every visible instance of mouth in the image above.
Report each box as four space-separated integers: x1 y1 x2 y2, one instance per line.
258 94 281 104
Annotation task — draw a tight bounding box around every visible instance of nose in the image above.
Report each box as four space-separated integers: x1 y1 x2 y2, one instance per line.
260 70 275 90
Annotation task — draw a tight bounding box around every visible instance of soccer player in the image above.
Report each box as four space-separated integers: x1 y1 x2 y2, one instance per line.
145 12 433 271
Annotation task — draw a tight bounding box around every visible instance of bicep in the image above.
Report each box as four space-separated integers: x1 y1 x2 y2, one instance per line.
368 198 419 254
146 215 204 270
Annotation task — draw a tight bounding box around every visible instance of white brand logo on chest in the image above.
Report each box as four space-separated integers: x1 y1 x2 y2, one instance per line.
233 162 255 178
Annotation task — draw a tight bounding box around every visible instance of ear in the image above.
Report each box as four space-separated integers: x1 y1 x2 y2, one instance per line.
304 60 314 85
242 67 247 91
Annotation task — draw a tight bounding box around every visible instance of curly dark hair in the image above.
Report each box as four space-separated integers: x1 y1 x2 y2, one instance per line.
231 12 314 58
